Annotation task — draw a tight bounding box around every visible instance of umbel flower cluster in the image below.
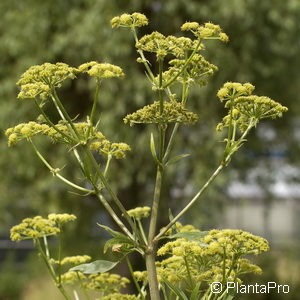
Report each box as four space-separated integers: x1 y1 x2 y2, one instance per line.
10 213 139 299
5 120 130 159
17 61 125 101
124 101 199 126
134 225 269 294
62 272 130 293
10 214 76 241
216 82 288 132
127 206 151 219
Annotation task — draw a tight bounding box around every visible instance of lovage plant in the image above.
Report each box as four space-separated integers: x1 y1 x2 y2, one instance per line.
7 13 287 300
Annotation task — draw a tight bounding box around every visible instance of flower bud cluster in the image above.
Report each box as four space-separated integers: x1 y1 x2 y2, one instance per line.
10 216 59 241
60 255 91 266
5 122 50 146
111 13 148 28
217 82 255 101
48 213 77 225
127 206 151 220
133 271 148 283
5 121 130 159
181 21 229 42
136 33 202 60
123 101 199 126
84 273 130 293
78 62 124 79
160 54 218 86
100 294 139 300
154 228 269 286
216 82 288 132
233 95 288 120
61 271 130 295
90 140 131 159
17 63 77 99
61 270 85 284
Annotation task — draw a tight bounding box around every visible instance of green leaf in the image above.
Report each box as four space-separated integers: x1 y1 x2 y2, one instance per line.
190 282 201 300
98 223 136 254
166 154 190 166
167 231 209 242
97 223 122 238
70 260 118 274
223 294 235 300
163 279 189 300
104 236 135 254
150 133 159 164
168 208 174 223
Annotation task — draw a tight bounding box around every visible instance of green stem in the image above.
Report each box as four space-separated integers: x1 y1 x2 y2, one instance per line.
158 59 164 115
48 91 139 242
126 256 145 300
184 256 193 288
145 252 161 300
95 192 135 240
163 39 202 88
154 164 224 242
222 119 255 165
148 167 163 243
157 120 256 241
51 90 80 137
43 236 51 259
145 55 168 300
30 140 94 194
104 155 112 177
82 147 138 237
162 123 179 164
137 219 148 245
58 227 63 286
131 27 155 81
34 98 86 174
35 239 71 300
161 285 168 300
146 161 164 300
90 79 100 125
87 79 101 139
36 94 138 243
76 272 91 300
162 80 189 165
34 99 77 144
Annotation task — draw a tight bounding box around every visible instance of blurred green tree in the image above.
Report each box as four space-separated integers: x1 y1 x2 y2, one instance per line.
1 0 299 243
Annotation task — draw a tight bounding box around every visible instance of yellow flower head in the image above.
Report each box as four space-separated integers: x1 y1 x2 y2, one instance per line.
181 21 229 42
127 206 151 220
60 255 91 266
10 216 60 241
78 62 124 79
111 13 148 28
17 63 77 99
124 101 199 126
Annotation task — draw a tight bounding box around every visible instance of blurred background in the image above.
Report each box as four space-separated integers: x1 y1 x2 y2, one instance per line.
0 0 299 299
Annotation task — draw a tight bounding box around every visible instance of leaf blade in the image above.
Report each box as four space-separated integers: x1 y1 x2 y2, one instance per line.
70 259 118 274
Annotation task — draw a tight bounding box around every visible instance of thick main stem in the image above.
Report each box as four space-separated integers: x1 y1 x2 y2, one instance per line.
148 167 163 243
145 56 166 300
146 166 163 300
145 250 161 300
